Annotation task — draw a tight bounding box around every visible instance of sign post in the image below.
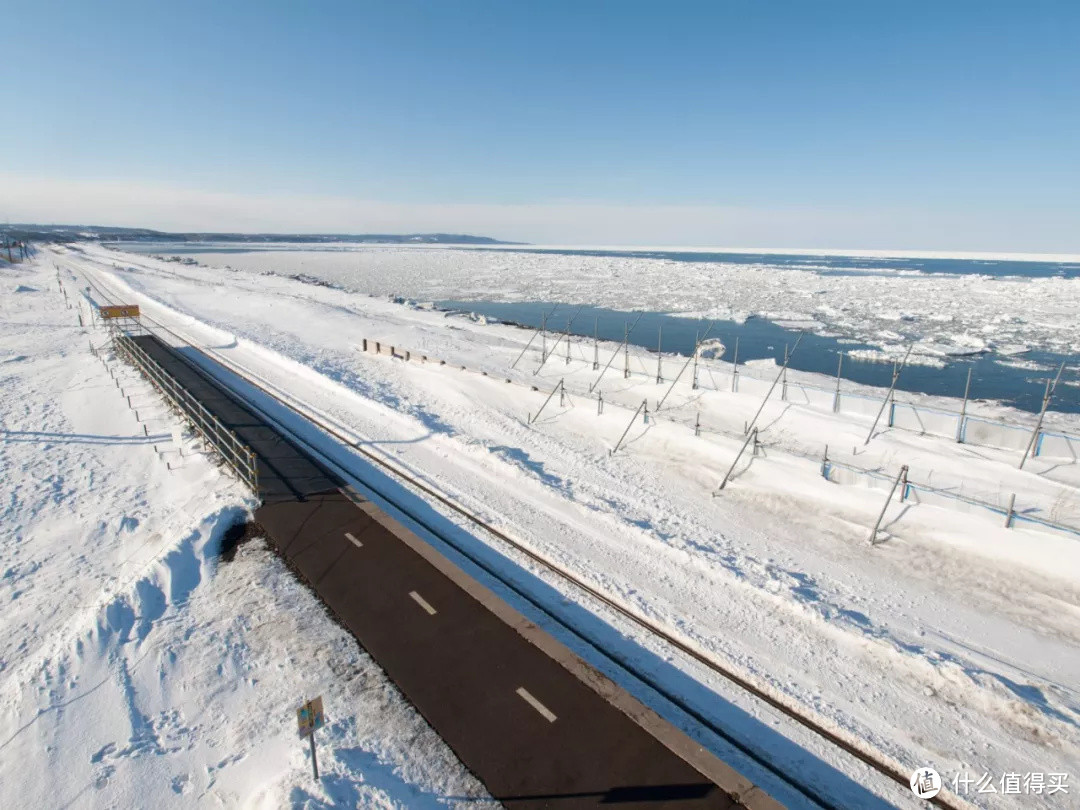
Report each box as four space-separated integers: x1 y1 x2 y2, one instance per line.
296 696 325 780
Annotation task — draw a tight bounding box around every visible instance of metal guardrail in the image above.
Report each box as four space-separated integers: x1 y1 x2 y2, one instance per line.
112 334 259 496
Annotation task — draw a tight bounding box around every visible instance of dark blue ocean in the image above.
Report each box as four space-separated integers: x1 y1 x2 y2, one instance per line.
438 300 1079 415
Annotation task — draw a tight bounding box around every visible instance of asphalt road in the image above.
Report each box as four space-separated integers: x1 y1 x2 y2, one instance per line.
132 334 775 809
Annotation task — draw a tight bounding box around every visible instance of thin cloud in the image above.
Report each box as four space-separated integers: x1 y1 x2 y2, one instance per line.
1 173 1076 252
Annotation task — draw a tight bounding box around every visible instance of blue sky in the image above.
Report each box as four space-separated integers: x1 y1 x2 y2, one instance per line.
2 0 1078 249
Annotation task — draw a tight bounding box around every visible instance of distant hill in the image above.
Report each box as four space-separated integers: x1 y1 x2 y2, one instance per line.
0 223 524 246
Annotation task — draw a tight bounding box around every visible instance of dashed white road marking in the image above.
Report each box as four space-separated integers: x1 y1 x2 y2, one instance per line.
409 590 437 615
345 532 363 548
515 687 557 722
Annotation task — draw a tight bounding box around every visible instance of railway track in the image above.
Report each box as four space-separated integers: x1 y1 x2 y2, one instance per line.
70 259 966 810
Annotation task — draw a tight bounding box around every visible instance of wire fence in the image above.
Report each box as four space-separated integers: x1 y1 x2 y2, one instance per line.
610 342 1080 462
529 334 1080 463
821 458 1080 540
360 333 1080 543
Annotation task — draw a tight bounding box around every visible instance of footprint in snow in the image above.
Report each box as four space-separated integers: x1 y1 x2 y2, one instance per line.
90 742 117 764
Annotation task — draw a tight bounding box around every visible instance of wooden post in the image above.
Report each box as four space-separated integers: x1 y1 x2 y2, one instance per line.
541 313 548 362
623 322 630 378
868 465 909 545
597 391 603 415
821 444 829 477
956 366 972 442
565 317 571 365
695 411 701 437
1004 493 1016 528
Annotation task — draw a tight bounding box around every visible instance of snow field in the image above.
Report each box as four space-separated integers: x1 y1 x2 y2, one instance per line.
59 245 1080 808
0 258 491 808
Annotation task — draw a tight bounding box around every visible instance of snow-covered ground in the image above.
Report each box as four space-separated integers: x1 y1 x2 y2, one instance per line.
141 243 1080 359
0 257 491 808
31 243 1078 808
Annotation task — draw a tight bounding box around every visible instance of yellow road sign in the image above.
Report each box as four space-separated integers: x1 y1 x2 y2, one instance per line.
99 304 140 319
